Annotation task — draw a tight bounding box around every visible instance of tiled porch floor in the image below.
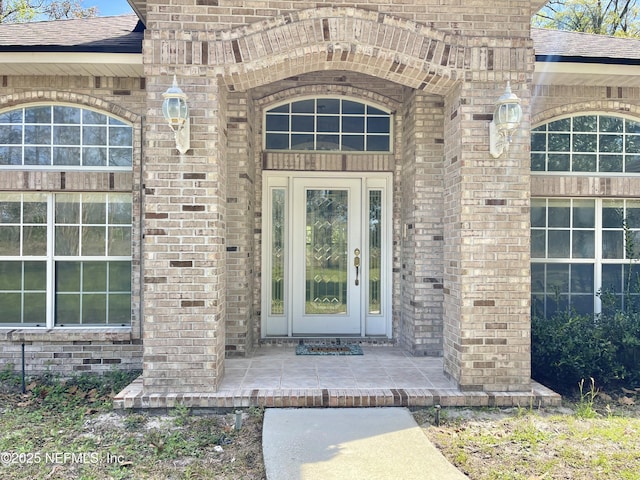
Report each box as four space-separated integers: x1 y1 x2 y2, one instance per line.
114 346 561 410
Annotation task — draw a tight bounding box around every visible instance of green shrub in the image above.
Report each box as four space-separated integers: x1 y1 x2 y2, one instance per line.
532 307 640 393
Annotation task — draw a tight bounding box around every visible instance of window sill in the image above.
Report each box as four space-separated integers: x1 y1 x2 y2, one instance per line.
0 328 133 343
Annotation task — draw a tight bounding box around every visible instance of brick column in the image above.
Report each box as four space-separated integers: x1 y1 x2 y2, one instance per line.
142 73 227 394
443 81 531 392
399 90 445 356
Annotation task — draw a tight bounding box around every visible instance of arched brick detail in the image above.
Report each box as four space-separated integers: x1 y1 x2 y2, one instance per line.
0 90 141 124
532 101 640 126
159 7 532 94
254 84 401 112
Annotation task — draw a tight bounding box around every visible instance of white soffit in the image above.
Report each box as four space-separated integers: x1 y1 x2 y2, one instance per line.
0 52 143 77
534 61 640 88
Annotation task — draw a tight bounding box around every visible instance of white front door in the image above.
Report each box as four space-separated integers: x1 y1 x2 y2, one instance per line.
262 172 392 337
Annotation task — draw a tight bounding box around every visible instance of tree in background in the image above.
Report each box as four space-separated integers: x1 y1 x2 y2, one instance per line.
534 0 640 37
0 0 97 23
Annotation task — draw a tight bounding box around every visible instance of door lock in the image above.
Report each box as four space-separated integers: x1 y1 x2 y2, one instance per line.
354 248 361 286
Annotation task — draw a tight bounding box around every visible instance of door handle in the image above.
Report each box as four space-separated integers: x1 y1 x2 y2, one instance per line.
354 248 360 286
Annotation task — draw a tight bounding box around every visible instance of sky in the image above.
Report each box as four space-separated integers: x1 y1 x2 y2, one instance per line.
87 0 133 17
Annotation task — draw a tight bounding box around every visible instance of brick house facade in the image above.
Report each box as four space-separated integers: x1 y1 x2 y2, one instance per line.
1 1 639 397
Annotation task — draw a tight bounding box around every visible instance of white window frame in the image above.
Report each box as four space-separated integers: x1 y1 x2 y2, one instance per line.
263 96 394 153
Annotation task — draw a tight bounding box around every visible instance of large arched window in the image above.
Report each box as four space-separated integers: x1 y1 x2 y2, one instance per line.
531 114 640 318
0 104 133 329
0 105 133 169
264 97 392 152
531 114 640 173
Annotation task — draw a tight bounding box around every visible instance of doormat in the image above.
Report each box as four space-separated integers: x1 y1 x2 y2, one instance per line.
295 344 363 356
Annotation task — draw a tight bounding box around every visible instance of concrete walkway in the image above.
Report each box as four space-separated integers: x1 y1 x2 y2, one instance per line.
263 408 469 480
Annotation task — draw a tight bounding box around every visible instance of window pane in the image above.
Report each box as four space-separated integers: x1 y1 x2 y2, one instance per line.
343 100 365 114
548 133 570 151
109 261 131 291
55 294 80 325
108 227 131 256
369 190 382 314
83 126 107 145
317 98 339 114
366 136 390 151
0 262 21 290
571 264 594 293
625 155 640 173
83 147 107 166
292 100 314 113
291 134 314 150
0 146 23 166
600 116 623 132
602 264 623 293
573 134 596 152
266 133 288 150
53 106 81 124
53 146 81 165
53 126 80 145
602 231 623 258
548 230 570 257
531 132 546 151
572 231 594 258
531 230 546 258
82 195 106 224
547 263 569 292
600 155 622 172
0 293 21 323
548 154 569 171
0 198 21 223
573 200 594 228
367 117 390 134
23 226 47 255
342 116 364 133
108 293 131 324
602 201 623 228
291 116 314 132
23 293 45 325
548 200 570 227
109 127 132 147
24 125 50 144
268 104 289 114
56 262 81 292
600 134 623 153
83 110 107 124
573 154 596 172
25 106 51 123
574 115 597 132
625 135 640 153
24 261 46 290
82 226 106 255
530 200 546 227
531 263 545 292
316 134 339 150
626 201 640 228
266 115 288 132
23 198 47 223
317 116 339 132
82 294 106 324
83 262 107 291
0 109 22 123
0 226 20 255
531 153 545 171
342 135 364 151
271 189 285 315
55 226 79 255
0 125 22 144
108 148 132 167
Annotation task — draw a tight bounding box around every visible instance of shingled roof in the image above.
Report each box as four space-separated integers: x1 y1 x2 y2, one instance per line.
532 27 640 63
0 14 143 53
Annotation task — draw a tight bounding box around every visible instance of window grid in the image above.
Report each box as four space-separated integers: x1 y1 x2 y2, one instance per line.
531 198 640 317
531 114 640 173
0 105 133 169
0 192 132 328
264 97 392 152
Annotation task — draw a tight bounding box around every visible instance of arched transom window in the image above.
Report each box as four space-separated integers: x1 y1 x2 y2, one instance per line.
532 114 640 173
264 97 392 152
0 105 133 169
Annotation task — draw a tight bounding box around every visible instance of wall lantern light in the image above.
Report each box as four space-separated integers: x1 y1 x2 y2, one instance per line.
489 81 522 158
162 75 190 154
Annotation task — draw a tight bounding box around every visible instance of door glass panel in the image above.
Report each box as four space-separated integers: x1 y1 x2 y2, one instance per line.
271 189 285 315
369 190 382 314
305 189 348 315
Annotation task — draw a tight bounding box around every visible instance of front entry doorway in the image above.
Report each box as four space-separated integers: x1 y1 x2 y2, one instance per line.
262 172 392 338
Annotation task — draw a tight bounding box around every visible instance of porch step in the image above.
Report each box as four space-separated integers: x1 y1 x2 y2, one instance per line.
113 377 561 410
